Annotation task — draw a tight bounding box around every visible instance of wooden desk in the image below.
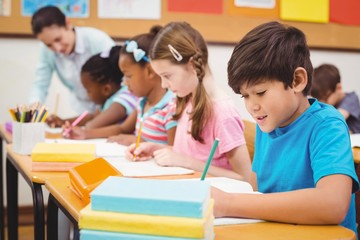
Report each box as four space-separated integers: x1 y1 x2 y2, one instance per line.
45 177 356 240
0 124 12 240
6 145 67 240
353 148 360 164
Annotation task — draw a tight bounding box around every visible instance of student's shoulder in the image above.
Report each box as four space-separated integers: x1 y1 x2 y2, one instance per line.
308 100 348 133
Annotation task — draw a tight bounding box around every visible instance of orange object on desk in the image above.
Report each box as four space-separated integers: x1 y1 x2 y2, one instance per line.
69 158 122 204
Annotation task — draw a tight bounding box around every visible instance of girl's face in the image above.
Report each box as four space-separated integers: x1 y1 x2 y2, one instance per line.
37 24 75 55
81 72 108 105
119 54 151 97
150 59 198 98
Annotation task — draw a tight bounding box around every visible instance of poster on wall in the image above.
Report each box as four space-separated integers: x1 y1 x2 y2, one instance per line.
98 0 161 19
22 0 89 17
168 0 222 14
0 0 11 16
234 0 275 9
330 0 360 26
280 0 329 23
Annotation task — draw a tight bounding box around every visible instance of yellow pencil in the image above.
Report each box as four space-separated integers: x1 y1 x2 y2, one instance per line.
8 108 17 121
133 117 144 160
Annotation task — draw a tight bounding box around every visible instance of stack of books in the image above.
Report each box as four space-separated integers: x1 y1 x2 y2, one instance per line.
31 142 96 171
79 176 214 240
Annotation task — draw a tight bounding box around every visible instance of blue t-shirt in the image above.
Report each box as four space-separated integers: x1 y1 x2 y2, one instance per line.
252 98 359 233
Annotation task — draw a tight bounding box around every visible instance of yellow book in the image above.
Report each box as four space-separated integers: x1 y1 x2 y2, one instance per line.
79 200 214 239
31 143 96 162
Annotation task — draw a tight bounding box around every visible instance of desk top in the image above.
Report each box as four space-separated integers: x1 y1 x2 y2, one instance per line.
45 177 355 240
6 144 67 184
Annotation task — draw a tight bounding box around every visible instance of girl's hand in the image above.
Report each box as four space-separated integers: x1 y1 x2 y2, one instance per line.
63 123 87 140
153 148 189 167
46 114 65 127
107 134 137 146
125 142 159 161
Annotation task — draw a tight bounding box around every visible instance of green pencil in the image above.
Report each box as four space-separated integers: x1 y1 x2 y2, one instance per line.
201 138 220 180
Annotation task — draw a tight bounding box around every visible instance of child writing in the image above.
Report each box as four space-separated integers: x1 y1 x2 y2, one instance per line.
211 21 359 234
66 26 177 146
48 45 137 129
311 63 360 133
126 22 252 181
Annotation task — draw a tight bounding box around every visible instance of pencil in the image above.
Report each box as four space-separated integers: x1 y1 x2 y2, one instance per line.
201 138 220 180
62 110 89 136
133 117 144 159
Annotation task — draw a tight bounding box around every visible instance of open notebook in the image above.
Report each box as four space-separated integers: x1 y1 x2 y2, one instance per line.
44 139 194 176
179 177 264 226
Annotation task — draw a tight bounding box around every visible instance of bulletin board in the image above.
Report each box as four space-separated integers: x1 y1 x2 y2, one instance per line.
1 0 360 51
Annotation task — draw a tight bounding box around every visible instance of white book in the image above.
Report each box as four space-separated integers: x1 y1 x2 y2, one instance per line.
105 157 194 177
350 134 360 148
179 177 265 226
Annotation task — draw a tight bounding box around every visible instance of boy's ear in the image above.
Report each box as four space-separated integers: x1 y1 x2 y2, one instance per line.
292 67 308 93
335 82 343 92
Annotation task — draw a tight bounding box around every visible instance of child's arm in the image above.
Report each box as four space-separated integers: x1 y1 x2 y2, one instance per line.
213 173 352 225
84 102 127 129
66 111 137 139
46 113 94 128
166 127 177 145
152 145 252 181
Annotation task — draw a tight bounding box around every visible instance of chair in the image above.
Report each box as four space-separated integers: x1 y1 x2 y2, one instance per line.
243 120 256 162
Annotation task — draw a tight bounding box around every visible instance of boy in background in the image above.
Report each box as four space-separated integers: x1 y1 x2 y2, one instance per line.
29 6 115 114
311 63 360 133
211 21 359 234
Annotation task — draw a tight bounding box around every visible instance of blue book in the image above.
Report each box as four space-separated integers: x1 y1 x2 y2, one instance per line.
80 229 214 240
90 176 210 218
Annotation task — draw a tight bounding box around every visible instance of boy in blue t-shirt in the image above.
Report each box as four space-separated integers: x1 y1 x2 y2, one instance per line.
211 21 359 234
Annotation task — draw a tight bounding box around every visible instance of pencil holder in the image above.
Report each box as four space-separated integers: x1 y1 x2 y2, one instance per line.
12 122 45 155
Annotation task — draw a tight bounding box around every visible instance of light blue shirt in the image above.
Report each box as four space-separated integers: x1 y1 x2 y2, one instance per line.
29 27 115 114
253 98 359 233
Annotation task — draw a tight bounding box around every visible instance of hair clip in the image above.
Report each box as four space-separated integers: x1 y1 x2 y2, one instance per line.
125 40 149 62
168 44 183 62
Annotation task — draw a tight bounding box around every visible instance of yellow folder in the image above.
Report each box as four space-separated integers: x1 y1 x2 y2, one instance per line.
31 143 96 162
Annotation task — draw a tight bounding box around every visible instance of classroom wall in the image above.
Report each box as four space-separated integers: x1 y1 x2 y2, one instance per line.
1 38 360 205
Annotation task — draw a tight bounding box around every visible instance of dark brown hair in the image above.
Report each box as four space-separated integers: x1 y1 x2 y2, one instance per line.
31 6 66 36
311 64 340 100
149 22 211 143
228 21 313 96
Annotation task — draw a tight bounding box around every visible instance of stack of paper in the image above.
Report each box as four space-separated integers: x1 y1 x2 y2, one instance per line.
31 143 96 171
79 176 214 239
